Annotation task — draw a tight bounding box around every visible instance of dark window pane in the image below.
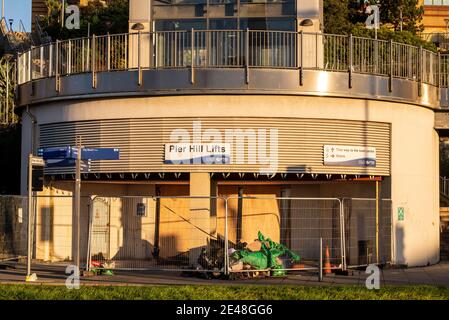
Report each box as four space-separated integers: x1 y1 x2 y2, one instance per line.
239 18 296 31
209 0 237 4
153 0 207 4
209 19 238 30
155 19 207 31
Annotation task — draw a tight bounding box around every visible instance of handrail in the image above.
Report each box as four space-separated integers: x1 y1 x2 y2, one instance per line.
15 30 447 89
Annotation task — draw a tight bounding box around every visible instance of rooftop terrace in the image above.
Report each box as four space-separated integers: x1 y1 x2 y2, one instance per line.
15 30 449 109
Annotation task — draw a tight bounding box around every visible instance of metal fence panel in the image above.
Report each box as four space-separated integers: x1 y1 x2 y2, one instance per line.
392 43 419 81
323 34 349 72
0 196 28 262
34 195 85 263
249 31 297 68
422 49 438 86
154 31 191 68
87 196 226 273
342 198 392 268
0 194 392 276
225 197 342 274
352 37 389 76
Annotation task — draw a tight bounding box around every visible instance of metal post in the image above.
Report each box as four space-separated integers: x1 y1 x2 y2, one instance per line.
27 154 33 278
49 44 53 77
438 52 441 101
87 36 90 71
349 34 353 89
28 49 32 82
149 31 154 69
40 46 44 78
107 33 111 71
5 58 8 123
81 38 85 72
375 180 380 264
191 28 195 84
86 197 94 271
153 193 160 258
374 37 379 75
419 45 423 97
319 237 323 281
299 31 303 86
55 40 60 92
340 199 347 271
245 28 249 84
315 32 319 69
389 39 393 92
74 137 82 270
224 198 229 276
92 34 96 88
138 31 142 86
68 39 72 74
154 32 158 69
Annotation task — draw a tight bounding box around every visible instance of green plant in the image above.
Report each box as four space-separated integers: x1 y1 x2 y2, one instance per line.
0 57 16 124
41 0 129 40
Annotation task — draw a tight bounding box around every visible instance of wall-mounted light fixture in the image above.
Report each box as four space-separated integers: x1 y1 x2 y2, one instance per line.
300 19 314 27
131 23 145 31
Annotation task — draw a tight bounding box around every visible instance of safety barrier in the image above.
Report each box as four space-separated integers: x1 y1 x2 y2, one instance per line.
16 30 444 88
0 196 27 262
342 198 392 269
0 195 392 276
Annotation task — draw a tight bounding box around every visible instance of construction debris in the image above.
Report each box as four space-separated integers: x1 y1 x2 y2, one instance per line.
89 256 115 276
192 231 301 279
228 231 301 278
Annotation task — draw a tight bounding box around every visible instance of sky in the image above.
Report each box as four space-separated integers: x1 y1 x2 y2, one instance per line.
3 0 32 32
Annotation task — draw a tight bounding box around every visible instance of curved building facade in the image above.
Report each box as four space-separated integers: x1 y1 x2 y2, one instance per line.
15 0 445 268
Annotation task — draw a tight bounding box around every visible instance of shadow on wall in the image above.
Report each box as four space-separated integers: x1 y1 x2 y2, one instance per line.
111 197 153 261
39 205 54 260
395 224 405 266
393 223 439 267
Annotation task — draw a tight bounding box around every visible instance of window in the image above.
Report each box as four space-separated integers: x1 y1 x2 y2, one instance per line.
152 0 297 31
239 18 296 31
209 19 238 30
424 0 449 5
155 19 207 31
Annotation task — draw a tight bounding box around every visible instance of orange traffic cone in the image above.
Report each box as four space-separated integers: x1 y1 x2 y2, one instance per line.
324 245 332 274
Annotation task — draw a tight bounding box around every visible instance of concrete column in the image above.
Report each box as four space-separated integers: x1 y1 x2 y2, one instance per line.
296 0 324 70
129 0 152 69
189 173 213 267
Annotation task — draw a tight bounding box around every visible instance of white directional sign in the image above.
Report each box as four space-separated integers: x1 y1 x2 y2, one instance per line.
324 145 376 167
164 143 231 164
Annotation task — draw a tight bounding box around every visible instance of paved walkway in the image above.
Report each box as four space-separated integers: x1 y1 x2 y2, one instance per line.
1 262 449 286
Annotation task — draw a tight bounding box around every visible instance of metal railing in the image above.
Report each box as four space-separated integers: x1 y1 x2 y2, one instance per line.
16 30 449 89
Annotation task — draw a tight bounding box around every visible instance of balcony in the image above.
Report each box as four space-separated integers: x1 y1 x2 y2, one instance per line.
15 30 448 109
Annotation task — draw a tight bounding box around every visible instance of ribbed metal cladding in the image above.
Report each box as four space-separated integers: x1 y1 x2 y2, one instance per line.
39 117 391 175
